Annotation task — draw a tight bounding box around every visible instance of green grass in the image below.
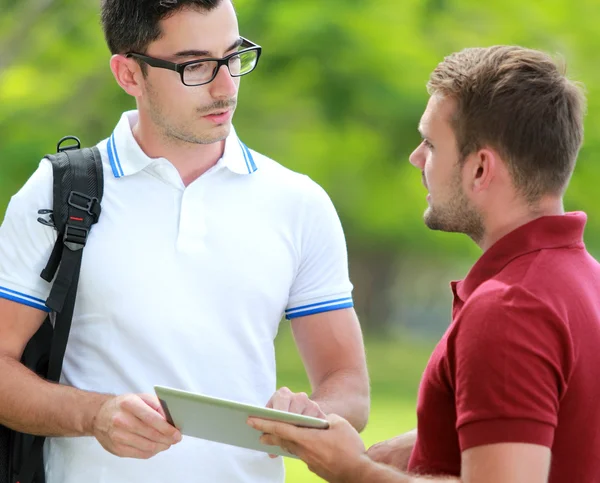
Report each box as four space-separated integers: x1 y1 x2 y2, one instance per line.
274 325 435 482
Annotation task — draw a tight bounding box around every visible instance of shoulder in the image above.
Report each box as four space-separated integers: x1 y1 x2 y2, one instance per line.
462 282 560 322
455 282 569 349
250 148 334 207
10 158 54 208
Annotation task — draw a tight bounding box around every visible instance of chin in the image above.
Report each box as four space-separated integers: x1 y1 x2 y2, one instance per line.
423 207 451 233
196 124 231 145
210 122 231 136
423 206 434 224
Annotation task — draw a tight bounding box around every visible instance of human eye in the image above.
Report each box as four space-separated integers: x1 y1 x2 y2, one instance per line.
186 61 211 73
422 139 434 150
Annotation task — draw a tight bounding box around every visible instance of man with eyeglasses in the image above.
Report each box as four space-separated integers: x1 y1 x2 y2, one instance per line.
0 1 369 482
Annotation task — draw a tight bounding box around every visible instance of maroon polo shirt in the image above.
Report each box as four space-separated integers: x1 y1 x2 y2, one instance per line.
407 212 600 482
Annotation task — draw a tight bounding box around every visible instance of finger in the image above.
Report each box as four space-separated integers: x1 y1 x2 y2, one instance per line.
139 394 182 435
270 394 292 412
111 429 172 457
301 403 326 419
366 441 386 456
260 434 299 457
112 411 179 446
366 444 380 458
121 395 181 442
247 417 280 434
258 432 281 458
248 417 302 441
260 433 280 446
268 387 294 412
112 442 170 459
366 447 384 462
266 386 292 409
265 388 289 409
139 393 168 419
288 393 310 414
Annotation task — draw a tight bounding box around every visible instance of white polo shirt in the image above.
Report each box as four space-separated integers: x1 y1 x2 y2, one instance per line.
0 110 354 483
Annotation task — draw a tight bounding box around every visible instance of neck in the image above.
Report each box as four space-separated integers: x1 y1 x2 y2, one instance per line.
132 114 226 186
479 196 565 252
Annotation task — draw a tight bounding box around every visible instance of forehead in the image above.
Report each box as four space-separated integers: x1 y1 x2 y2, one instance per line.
420 94 457 135
150 2 239 54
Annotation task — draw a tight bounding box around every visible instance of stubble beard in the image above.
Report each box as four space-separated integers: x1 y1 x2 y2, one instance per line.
146 81 236 146
424 171 485 244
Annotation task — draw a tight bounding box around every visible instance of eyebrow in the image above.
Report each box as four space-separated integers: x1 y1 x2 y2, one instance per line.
173 38 244 59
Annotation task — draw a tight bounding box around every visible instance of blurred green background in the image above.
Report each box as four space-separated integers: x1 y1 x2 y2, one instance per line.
1 0 599 481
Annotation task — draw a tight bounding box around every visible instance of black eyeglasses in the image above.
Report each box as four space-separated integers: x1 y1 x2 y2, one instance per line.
126 37 262 87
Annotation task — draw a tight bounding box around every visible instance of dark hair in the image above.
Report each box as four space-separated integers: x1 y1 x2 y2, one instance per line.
101 0 224 55
427 46 587 202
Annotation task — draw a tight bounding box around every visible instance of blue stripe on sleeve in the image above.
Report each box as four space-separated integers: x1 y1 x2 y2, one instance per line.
286 297 353 314
285 301 354 320
0 287 50 312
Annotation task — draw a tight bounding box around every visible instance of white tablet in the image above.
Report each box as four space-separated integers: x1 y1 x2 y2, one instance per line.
154 385 329 458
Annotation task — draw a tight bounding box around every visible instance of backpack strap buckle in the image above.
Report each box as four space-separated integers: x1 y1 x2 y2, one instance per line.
67 191 101 221
63 224 89 251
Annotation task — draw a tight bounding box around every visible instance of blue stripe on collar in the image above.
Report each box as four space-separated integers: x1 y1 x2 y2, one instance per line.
112 134 125 177
107 134 120 178
237 139 252 173
239 141 258 173
107 133 125 178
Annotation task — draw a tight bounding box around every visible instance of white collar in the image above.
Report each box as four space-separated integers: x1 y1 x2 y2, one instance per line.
107 110 258 178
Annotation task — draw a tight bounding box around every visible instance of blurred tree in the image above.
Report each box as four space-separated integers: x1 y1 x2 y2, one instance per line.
1 0 599 332
0 0 58 71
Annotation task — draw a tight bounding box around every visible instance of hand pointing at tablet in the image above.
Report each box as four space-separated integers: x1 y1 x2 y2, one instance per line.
264 386 327 458
266 386 326 419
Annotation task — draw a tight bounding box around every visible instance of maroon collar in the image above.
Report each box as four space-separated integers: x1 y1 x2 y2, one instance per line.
452 212 587 302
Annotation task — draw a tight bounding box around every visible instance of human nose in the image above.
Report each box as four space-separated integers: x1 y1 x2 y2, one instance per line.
209 63 238 99
409 143 426 170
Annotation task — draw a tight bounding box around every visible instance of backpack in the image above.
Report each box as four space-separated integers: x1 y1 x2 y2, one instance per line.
0 136 104 483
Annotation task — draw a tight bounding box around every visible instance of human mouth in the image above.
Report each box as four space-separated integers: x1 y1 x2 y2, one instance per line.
203 109 233 124
422 175 431 201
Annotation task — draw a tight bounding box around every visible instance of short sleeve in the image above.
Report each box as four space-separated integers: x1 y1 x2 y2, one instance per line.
450 285 573 451
285 179 353 319
0 160 56 311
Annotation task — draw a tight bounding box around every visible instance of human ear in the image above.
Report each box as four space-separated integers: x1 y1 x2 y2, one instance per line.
470 148 497 194
110 54 145 98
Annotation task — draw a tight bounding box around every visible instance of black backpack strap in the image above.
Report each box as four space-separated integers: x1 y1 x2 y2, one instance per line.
17 146 103 483
43 148 103 318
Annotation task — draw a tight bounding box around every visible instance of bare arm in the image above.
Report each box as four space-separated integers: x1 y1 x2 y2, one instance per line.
248 416 551 483
292 307 370 431
0 298 181 458
350 458 455 483
0 298 107 436
354 443 550 483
